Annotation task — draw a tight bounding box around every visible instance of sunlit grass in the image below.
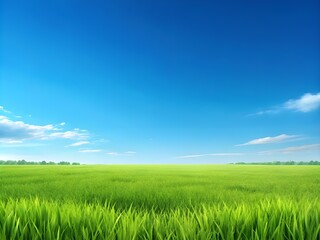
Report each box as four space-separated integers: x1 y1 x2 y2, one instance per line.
0 165 319 239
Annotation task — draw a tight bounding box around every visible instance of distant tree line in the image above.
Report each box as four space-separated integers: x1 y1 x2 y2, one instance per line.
231 161 320 165
0 160 80 165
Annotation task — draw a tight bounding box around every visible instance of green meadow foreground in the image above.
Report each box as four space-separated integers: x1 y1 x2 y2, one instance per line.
0 165 319 239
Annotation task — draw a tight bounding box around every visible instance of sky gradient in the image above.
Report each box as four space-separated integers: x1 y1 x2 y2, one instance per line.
1 0 320 163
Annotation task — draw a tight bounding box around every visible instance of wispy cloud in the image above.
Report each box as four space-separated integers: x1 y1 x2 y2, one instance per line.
125 151 136 154
79 149 102 153
49 130 88 140
2 140 23 144
253 92 320 115
253 109 280 115
279 144 320 154
0 142 47 148
0 114 88 143
106 152 120 156
66 141 90 147
259 144 320 155
0 106 11 114
177 153 244 159
106 151 136 156
236 134 300 146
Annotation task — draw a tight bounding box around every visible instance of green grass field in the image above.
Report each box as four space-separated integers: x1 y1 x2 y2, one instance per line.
0 165 319 239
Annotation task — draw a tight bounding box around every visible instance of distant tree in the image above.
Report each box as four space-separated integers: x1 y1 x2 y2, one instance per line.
232 161 320 165
5 160 16 165
0 160 80 165
17 160 27 165
284 161 294 165
58 161 71 165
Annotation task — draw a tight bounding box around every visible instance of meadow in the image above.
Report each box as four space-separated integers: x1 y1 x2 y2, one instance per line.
0 165 319 239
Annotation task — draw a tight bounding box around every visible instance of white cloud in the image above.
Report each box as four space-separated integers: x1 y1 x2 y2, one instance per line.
0 115 88 143
259 144 320 155
60 122 66 126
253 92 320 115
237 134 300 146
177 153 244 159
79 149 102 153
66 141 90 147
0 115 55 141
284 93 320 112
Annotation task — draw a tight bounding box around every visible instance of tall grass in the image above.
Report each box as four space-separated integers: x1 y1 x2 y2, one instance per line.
1 165 320 209
1 198 319 240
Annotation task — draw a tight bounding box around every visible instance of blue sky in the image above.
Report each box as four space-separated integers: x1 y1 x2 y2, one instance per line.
1 0 319 164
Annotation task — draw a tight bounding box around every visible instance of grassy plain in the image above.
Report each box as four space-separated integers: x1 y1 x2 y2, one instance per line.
0 165 319 239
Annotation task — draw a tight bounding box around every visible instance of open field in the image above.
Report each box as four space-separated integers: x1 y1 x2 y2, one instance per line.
1 165 320 239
